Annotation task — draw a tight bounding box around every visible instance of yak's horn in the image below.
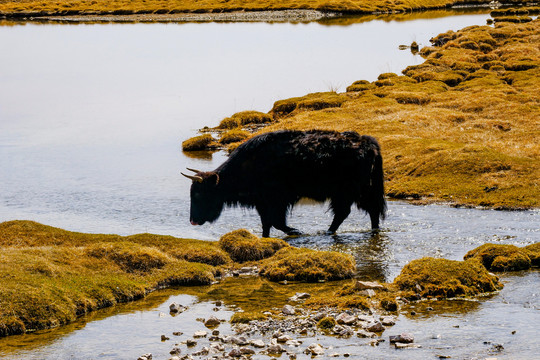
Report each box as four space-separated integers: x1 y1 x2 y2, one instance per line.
186 167 202 173
181 172 203 183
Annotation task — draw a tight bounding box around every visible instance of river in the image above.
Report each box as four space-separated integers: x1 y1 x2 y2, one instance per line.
0 9 538 360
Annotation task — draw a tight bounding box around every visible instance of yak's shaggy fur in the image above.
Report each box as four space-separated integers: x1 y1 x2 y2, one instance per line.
185 130 385 237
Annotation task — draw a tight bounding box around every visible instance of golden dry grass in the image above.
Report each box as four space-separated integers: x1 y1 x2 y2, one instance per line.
0 0 498 17
218 229 288 262
251 19 540 210
464 242 539 271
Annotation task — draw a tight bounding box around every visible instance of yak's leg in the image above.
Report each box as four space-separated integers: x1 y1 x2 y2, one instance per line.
272 203 301 236
368 209 380 230
256 205 273 238
327 198 352 234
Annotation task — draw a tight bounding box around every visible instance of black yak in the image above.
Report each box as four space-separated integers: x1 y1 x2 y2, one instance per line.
182 129 385 237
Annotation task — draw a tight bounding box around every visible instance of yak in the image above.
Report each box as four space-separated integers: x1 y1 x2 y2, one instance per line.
182 129 385 237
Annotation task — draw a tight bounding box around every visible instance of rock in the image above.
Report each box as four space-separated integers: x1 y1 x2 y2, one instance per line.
193 330 208 338
212 330 220 336
169 347 181 355
356 329 378 338
336 313 357 325
228 348 242 357
169 302 187 314
329 353 340 357
192 347 209 356
159 312 166 318
306 343 325 356
395 343 422 349
354 280 384 290
312 312 327 321
381 316 396 326
137 354 152 360
289 292 311 302
161 335 169 341
358 289 376 297
210 342 225 352
204 316 222 328
286 339 303 347
389 333 414 344
251 339 266 348
186 339 197 347
357 315 374 322
277 335 292 343
365 321 385 333
282 305 296 315
267 343 286 354
240 347 255 355
231 336 249 346
172 331 183 336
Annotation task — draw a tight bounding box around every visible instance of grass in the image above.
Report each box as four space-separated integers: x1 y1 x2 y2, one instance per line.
393 257 503 298
193 19 539 210
464 243 540 271
0 223 357 337
0 0 504 17
259 247 356 282
181 133 218 151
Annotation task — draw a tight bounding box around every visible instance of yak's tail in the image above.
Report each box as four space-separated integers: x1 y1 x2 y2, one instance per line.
371 150 387 221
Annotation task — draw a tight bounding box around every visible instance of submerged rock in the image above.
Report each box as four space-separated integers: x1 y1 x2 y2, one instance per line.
306 343 325 356
169 303 187 314
137 354 152 360
389 333 414 344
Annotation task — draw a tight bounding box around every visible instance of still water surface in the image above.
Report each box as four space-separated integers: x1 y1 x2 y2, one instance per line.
0 10 539 360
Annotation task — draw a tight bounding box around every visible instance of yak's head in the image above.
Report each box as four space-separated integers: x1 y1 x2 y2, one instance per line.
182 168 224 226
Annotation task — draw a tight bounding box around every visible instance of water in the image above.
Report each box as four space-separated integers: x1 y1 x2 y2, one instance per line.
1 9 539 360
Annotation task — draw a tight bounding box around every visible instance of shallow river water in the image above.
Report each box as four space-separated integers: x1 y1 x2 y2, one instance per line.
0 9 539 360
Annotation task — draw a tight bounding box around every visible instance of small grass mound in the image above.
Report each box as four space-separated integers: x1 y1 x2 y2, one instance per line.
219 129 250 144
317 316 336 330
218 229 288 263
259 247 356 282
393 257 502 298
271 92 348 118
230 311 268 324
86 242 170 273
464 243 538 271
524 243 540 267
218 111 272 129
182 133 218 151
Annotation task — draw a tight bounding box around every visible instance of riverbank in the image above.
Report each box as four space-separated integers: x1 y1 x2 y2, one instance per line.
0 0 513 20
185 17 540 210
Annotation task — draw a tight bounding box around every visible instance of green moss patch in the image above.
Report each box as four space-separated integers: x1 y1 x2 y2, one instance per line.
393 257 502 298
464 243 539 271
218 110 272 129
259 247 356 282
218 229 288 263
230 311 268 324
271 92 348 118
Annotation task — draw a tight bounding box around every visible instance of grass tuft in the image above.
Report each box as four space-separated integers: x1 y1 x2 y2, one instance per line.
218 229 288 263
464 243 539 271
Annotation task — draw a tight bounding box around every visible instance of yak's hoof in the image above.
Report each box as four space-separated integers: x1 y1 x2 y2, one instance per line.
325 230 337 235
286 228 302 236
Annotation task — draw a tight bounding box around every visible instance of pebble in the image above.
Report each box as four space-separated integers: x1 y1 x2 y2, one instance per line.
161 335 169 341
306 343 325 356
356 329 378 338
192 346 209 356
289 292 311 302
282 304 296 315
365 321 385 333
186 339 197 347
172 331 183 336
389 333 414 344
204 316 222 328
251 339 266 348
267 343 286 354
169 303 187 314
395 343 422 349
355 280 384 290
381 316 396 326
169 347 181 355
137 354 152 360
193 330 208 338
336 312 357 326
